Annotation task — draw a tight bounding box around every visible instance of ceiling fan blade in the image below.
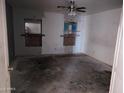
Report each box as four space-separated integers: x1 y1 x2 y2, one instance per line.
76 9 86 12
57 6 68 8
76 7 86 9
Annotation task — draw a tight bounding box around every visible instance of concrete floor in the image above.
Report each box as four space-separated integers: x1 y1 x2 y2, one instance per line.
10 54 112 93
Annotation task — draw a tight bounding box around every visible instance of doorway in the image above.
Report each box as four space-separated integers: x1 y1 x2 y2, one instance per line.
3 0 122 93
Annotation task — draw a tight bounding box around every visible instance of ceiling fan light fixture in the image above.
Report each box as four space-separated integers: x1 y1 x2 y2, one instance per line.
68 11 76 16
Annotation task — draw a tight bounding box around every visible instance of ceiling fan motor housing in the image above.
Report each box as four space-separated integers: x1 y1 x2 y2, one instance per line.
57 0 86 15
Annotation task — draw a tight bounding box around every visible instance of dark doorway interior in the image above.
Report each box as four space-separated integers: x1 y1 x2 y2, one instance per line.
6 1 15 65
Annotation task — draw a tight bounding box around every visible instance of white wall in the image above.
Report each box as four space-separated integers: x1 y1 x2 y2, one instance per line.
0 0 10 92
109 16 122 93
13 9 85 55
40 12 85 54
83 8 121 65
13 8 44 56
42 12 64 54
112 25 123 93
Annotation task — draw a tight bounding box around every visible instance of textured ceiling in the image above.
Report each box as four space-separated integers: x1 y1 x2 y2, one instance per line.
8 0 122 14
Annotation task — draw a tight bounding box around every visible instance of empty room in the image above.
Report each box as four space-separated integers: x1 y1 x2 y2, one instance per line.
0 0 122 93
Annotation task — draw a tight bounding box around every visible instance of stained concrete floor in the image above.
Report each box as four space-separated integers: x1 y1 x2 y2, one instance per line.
10 54 112 93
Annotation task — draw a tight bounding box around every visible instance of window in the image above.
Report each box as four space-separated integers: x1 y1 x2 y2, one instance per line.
24 19 42 47
63 22 77 46
63 34 76 46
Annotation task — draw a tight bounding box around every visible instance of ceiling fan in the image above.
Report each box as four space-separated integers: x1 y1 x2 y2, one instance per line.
57 0 86 16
